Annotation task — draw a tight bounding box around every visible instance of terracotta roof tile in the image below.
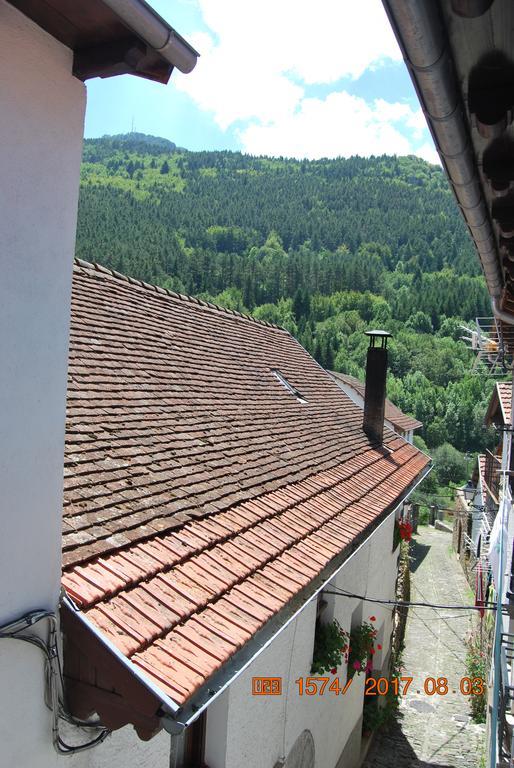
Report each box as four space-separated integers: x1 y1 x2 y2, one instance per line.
62 261 429 709
497 382 512 424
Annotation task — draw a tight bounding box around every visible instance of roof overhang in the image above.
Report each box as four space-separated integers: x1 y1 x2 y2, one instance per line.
382 0 514 346
484 382 502 425
61 460 432 737
8 0 199 83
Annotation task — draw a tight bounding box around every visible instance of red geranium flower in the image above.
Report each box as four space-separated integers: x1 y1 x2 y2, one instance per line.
369 616 376 622
399 521 413 541
330 667 337 674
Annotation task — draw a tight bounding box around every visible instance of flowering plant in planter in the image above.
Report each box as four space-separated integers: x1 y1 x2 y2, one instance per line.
311 619 349 675
311 617 381 677
347 618 379 677
393 519 413 548
399 521 413 542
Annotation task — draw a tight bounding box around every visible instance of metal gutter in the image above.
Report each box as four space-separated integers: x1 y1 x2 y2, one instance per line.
382 0 502 299
492 298 514 326
161 460 432 733
101 0 199 73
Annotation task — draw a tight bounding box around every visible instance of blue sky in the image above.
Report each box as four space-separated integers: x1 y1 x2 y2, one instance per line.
84 0 438 163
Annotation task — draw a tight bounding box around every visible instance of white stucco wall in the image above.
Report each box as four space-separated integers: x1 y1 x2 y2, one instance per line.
0 0 85 619
204 513 399 768
0 3 85 766
0 8 173 767
64 723 171 768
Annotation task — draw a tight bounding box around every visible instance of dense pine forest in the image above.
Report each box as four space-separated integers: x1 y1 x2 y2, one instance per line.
76 133 498 493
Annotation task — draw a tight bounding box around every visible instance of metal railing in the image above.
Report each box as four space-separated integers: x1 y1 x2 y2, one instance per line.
463 532 477 556
464 317 513 375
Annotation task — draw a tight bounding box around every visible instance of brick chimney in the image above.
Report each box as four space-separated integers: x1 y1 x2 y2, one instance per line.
363 330 391 444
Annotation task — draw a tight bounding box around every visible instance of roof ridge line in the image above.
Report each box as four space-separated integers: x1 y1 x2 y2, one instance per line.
73 258 286 332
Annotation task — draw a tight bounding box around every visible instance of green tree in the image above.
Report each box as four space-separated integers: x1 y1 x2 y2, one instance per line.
406 311 433 334
432 443 467 486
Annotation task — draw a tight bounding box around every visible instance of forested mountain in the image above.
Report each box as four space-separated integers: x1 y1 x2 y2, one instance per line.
76 133 496 471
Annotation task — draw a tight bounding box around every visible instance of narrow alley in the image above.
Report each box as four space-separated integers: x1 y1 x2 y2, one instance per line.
364 526 486 768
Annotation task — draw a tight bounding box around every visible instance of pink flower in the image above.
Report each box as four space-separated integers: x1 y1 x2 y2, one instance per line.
353 661 362 670
365 661 372 672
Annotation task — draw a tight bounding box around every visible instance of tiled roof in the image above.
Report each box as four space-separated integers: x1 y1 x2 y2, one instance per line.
497 382 512 425
329 371 423 432
484 381 512 427
62 261 429 707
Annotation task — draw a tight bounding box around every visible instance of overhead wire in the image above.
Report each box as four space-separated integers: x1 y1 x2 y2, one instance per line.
322 587 496 612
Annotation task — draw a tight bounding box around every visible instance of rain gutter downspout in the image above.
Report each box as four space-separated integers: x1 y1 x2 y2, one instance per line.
492 298 514 326
382 0 502 300
101 0 199 73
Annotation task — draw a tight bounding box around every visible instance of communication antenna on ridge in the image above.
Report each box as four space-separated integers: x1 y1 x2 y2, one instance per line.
131 116 136 134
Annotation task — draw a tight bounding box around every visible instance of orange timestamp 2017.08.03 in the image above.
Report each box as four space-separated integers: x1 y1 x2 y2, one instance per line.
295 676 485 697
251 676 485 697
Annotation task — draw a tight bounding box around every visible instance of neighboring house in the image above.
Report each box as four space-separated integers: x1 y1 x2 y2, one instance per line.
454 382 512 582
58 261 429 768
0 2 197 767
329 372 422 445
454 456 488 581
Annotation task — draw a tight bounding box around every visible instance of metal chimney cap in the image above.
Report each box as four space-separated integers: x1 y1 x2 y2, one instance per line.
365 330 392 348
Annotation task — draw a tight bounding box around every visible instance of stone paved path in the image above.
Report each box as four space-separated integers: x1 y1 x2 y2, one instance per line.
364 526 486 768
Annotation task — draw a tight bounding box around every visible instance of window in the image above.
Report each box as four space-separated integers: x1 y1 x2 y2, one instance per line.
271 369 307 404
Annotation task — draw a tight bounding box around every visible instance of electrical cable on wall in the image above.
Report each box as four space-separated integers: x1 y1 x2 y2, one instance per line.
0 610 110 755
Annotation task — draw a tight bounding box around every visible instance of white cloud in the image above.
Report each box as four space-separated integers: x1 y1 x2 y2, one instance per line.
239 92 431 160
178 0 401 126
176 0 437 161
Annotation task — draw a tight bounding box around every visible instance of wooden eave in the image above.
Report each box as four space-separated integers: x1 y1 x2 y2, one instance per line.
7 0 173 82
61 605 165 740
484 385 502 427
